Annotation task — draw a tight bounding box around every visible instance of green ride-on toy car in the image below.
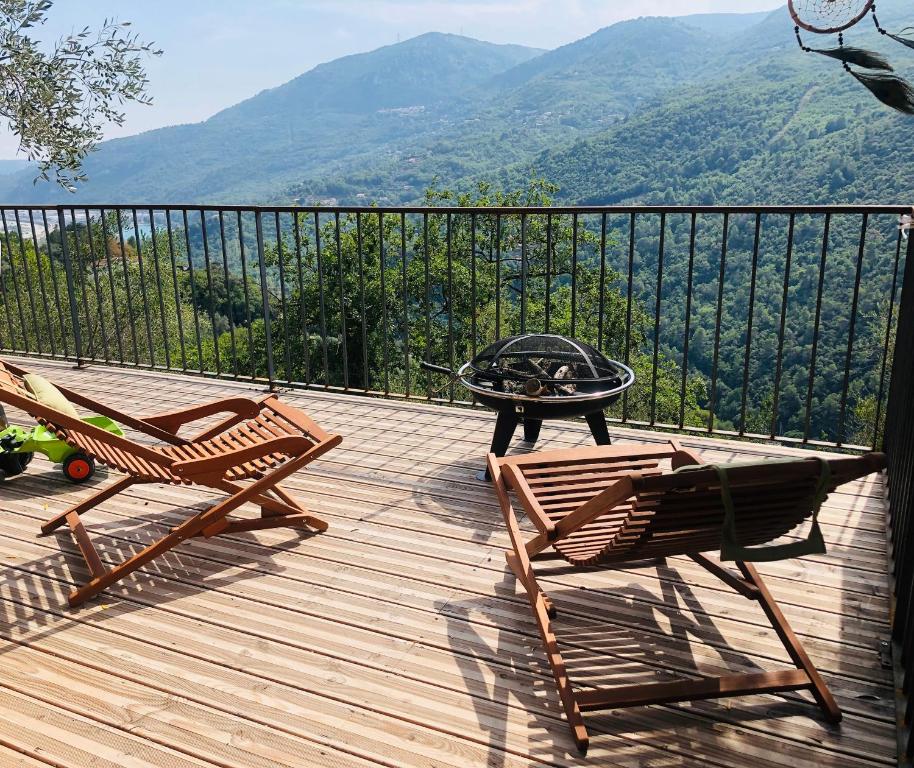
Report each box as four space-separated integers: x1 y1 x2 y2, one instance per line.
0 403 123 483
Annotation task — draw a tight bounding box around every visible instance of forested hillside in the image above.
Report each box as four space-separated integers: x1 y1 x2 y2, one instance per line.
7 4 911 205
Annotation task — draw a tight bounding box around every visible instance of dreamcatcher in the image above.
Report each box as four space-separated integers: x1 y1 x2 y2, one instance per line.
789 0 914 113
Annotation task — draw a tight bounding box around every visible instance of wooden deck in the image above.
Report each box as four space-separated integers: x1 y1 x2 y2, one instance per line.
0 360 895 768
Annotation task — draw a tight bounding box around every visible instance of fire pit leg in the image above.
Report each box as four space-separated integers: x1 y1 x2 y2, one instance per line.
478 410 519 481
522 418 543 445
585 410 612 446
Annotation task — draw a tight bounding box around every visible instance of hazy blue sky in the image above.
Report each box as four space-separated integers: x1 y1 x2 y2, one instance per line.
0 0 783 158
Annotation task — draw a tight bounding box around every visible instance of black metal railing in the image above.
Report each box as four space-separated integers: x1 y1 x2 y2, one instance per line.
0 203 908 451
884 228 914 761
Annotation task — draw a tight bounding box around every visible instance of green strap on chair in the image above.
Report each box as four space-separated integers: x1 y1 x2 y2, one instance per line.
674 457 831 562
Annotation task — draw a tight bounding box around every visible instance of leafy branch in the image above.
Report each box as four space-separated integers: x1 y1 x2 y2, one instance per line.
0 0 161 190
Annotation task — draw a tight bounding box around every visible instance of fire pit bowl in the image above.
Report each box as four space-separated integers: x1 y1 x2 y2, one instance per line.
422 333 635 479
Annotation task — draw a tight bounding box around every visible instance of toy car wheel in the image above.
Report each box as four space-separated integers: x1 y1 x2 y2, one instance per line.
63 453 94 483
0 452 32 480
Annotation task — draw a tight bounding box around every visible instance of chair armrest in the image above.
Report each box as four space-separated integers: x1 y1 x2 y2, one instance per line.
171 435 314 478
144 396 270 435
669 438 706 469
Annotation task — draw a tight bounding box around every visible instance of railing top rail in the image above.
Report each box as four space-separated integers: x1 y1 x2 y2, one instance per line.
0 203 910 215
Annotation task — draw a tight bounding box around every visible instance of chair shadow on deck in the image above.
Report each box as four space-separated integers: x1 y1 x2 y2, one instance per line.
0 465 313 654
436 553 834 763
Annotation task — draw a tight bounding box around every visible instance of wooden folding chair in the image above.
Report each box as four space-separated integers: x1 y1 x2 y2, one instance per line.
0 359 340 607
488 439 886 754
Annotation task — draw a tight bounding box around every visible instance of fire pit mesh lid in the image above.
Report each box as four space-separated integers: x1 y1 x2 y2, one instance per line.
469 333 621 384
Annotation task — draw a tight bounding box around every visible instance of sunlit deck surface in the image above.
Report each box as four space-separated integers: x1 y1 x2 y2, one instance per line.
0 360 894 768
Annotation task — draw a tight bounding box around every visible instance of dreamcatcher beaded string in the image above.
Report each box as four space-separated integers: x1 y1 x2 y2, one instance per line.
790 0 914 113
870 2 914 51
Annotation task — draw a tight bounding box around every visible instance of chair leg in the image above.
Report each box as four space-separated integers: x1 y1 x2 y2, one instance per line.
41 476 135 534
68 476 262 607
491 454 589 753
268 484 328 531
737 561 842 723
211 479 329 533
506 552 588 753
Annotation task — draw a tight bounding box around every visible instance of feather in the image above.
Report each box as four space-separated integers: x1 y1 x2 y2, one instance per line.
809 46 894 70
849 69 914 113
886 31 914 51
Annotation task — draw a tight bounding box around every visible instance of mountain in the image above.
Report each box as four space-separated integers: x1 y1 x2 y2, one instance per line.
495 4 914 205
0 33 542 203
286 14 760 204
289 2 914 206
0 1 911 205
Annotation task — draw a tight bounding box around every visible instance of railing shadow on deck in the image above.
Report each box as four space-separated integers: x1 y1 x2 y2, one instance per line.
0 466 312 655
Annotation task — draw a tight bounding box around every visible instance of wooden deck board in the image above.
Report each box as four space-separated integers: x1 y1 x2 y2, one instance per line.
0 360 896 767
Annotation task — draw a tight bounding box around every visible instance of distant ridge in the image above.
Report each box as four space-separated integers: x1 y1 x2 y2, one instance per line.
0 0 910 205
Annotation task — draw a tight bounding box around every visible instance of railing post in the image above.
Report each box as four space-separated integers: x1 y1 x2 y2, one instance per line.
884 222 914 763
254 210 276 389
56 206 84 367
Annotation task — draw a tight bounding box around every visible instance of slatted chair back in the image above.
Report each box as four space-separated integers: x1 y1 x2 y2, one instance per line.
0 360 177 481
547 454 882 567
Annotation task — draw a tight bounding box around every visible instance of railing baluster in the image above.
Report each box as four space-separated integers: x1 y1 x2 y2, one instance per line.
470 212 477 358
803 213 831 443
335 211 348 390
0 212 15 352
83 209 109 363
838 212 867 446
14 210 40 354
313 211 330 387
54 207 81 364
148 210 172 370
495 214 501 339
218 210 238 377
67 209 91 360
29 208 57 357
650 212 665 426
679 212 696 430
132 208 155 367
201 211 221 375
356 211 368 391
598 213 607 351
401 211 410 398
236 211 253 379
41 208 67 356
520 212 527 334
740 213 761 436
423 212 431 400
275 211 292 384
379 211 390 395
1 210 28 353
181 209 203 372
255 210 275 387
446 212 453 402
622 213 635 422
874 226 903 450
770 214 795 440
292 212 309 386
100 208 125 364
709 213 729 433
165 210 187 371
115 208 140 365
545 213 552 334
571 212 578 337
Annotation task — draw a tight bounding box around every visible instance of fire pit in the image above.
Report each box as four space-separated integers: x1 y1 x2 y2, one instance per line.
422 333 635 479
